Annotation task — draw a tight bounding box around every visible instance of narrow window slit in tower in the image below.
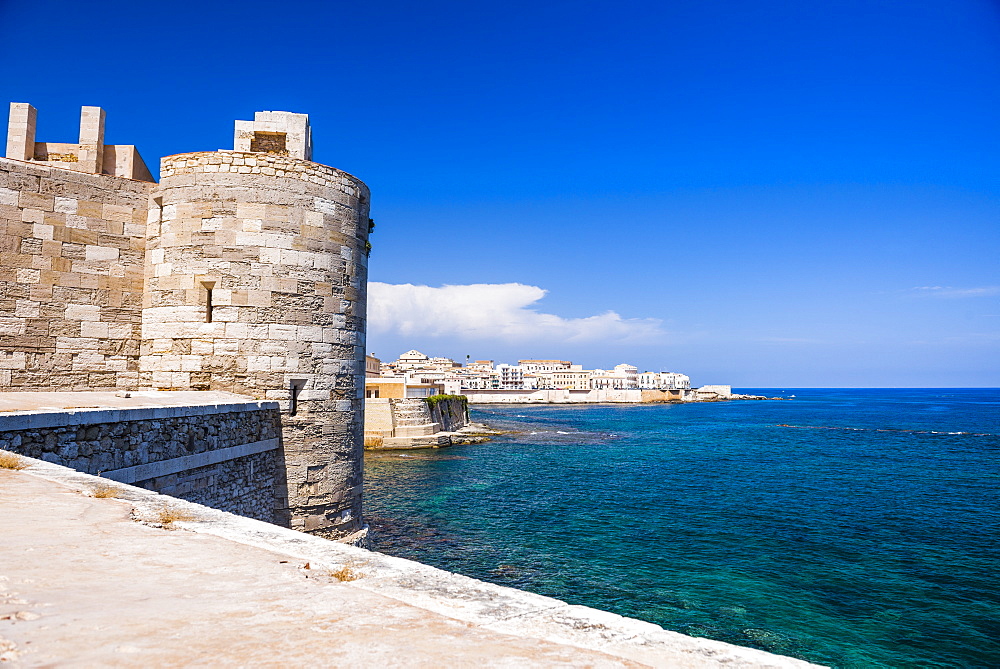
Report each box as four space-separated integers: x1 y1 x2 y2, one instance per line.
201 281 216 323
289 379 307 416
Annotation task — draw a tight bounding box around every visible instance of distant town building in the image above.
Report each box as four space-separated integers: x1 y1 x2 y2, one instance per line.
518 360 572 373
496 363 524 388
551 369 592 390
637 372 691 390
395 350 430 369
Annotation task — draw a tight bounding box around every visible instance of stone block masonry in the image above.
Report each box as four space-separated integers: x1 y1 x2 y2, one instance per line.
0 395 282 522
145 147 370 537
0 156 150 391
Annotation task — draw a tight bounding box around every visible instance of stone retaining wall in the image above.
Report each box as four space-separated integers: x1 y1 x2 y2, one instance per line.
363 398 395 438
428 397 469 432
0 400 281 521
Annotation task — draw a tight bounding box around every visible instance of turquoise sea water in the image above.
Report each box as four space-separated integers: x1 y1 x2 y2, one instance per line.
364 389 1000 668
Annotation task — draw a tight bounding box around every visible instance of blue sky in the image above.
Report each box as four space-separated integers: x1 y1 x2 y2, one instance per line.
3 0 998 386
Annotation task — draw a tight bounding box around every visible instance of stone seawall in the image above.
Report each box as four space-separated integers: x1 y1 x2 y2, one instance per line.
0 392 281 522
463 389 689 404
428 396 469 432
363 396 472 448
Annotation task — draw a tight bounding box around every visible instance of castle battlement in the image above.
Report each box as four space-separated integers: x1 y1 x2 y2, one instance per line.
5 103 153 181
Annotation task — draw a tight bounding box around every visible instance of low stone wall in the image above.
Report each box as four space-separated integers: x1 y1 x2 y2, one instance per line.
363 398 395 438
0 399 281 522
640 389 685 402
428 396 469 432
464 389 645 403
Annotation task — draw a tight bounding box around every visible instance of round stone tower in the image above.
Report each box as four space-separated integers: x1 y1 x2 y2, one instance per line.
141 111 369 538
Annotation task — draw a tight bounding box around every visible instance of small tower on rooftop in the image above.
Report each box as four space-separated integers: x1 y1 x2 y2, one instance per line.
233 111 312 161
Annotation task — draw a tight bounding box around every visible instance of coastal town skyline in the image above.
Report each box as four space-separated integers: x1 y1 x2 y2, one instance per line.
368 349 694 392
4 0 998 387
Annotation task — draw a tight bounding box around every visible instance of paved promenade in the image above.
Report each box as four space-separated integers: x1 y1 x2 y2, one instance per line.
0 459 821 668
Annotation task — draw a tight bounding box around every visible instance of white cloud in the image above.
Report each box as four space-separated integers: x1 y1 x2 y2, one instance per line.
368 282 665 343
910 286 1000 298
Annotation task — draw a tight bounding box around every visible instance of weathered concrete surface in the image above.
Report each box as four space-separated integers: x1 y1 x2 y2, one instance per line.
0 456 824 668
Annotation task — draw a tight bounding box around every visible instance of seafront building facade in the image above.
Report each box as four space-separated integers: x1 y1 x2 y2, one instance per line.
369 350 707 402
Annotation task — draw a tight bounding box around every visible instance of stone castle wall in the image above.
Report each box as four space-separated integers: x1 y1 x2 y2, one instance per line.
0 157 151 391
1 106 371 539
142 150 370 536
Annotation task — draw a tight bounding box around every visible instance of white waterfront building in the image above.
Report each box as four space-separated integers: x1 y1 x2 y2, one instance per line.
518 359 572 373
637 371 692 390
495 364 525 388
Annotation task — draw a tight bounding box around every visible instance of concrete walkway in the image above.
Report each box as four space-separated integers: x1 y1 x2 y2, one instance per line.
0 460 822 668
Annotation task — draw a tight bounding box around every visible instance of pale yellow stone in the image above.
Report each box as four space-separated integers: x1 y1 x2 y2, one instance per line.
16 268 41 284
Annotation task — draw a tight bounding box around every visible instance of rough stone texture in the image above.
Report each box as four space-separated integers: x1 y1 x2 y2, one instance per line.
429 397 470 432
5 103 36 161
0 156 151 391
0 459 824 668
363 397 395 437
0 400 281 522
140 449 277 522
144 149 370 536
234 111 312 160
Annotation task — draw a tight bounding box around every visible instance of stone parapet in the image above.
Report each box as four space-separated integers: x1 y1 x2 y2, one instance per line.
159 150 366 192
0 396 282 521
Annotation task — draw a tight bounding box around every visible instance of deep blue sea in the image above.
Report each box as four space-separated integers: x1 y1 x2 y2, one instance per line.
364 389 1000 668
